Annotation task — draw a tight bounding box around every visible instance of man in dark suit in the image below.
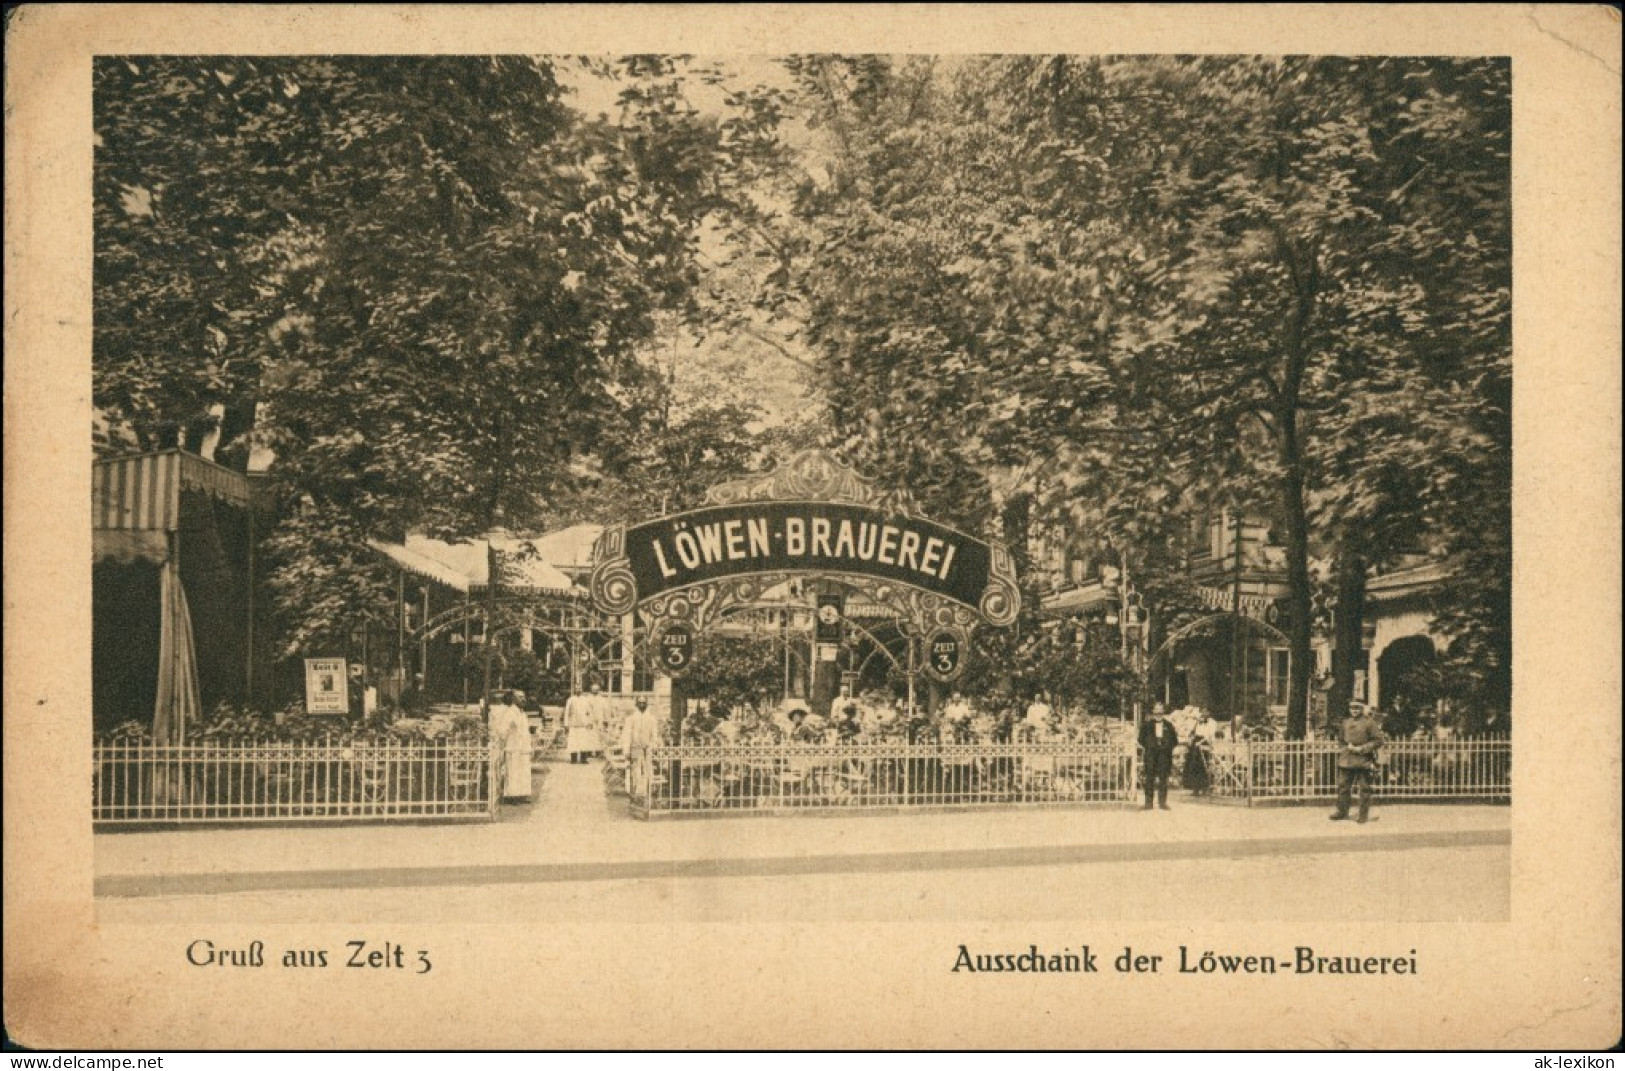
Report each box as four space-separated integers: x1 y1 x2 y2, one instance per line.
1331 701 1388 823
1138 703 1179 810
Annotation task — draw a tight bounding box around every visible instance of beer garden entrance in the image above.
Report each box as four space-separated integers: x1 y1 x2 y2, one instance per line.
588 449 1023 736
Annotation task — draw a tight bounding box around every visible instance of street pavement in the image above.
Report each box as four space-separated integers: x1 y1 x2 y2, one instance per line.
97 841 1508 923
95 756 1511 908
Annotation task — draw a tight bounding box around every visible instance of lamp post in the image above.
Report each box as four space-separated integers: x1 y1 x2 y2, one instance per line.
781 608 791 705
1106 550 1142 727
1230 509 1245 736
481 508 510 709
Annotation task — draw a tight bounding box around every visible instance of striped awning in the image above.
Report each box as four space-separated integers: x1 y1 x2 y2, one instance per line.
93 450 253 532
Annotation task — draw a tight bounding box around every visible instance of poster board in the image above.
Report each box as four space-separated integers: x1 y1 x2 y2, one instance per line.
303 658 349 715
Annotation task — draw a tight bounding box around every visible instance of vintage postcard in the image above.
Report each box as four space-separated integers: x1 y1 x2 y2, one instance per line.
4 4 1620 1051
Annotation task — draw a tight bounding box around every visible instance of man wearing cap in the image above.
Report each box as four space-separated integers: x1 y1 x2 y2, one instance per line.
489 690 532 802
586 680 616 760
1137 703 1179 811
1330 701 1388 824
619 695 662 798
562 682 603 764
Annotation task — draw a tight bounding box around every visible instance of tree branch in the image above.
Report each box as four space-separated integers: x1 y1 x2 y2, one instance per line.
734 322 820 372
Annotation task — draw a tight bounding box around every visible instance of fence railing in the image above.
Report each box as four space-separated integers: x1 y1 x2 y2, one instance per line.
1204 736 1510 804
93 738 500 825
628 741 1137 817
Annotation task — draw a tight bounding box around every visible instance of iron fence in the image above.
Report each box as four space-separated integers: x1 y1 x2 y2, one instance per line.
629 741 1137 817
93 738 500 825
1203 736 1510 804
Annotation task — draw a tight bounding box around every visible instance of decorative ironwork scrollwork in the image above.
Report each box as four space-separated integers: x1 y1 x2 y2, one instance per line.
589 524 637 615
977 540 1021 627
704 448 892 509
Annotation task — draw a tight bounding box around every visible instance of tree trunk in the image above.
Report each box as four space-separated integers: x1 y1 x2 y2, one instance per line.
213 400 258 470
1325 545 1367 732
1275 235 1320 741
669 674 687 741
480 447 507 707
667 674 687 794
481 539 498 705
1279 456 1313 740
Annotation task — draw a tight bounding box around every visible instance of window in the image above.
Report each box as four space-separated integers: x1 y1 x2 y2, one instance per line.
1267 648 1290 707
1246 646 1267 698
1245 646 1291 707
1187 514 1210 557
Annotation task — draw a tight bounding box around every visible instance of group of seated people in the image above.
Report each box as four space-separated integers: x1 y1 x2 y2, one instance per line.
678 690 1132 748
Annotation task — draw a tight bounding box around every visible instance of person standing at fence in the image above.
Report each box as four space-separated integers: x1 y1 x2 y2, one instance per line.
1138 703 1179 811
858 693 886 740
563 683 602 764
1182 712 1213 796
619 695 661 798
1330 701 1388 823
587 682 616 759
489 690 532 802
1023 692 1053 742
943 692 973 743
833 697 861 742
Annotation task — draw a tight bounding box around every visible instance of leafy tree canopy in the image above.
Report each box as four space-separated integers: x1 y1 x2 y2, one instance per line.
761 55 1510 732
95 55 792 651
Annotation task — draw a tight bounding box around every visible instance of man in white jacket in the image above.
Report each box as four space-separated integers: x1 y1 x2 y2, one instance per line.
619 696 662 798
563 682 603 764
489 691 532 801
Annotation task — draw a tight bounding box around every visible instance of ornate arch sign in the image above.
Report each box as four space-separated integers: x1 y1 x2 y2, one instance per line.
590 450 1020 646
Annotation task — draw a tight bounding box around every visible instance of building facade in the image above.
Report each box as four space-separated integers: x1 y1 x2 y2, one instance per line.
1039 512 1457 735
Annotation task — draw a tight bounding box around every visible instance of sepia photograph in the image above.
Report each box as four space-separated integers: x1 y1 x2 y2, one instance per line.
5 5 1620 1053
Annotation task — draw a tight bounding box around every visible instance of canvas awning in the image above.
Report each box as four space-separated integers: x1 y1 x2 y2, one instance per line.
368 536 478 593
534 523 603 577
92 450 236 740
1368 559 1453 601
93 450 255 564
94 449 253 530
369 532 580 596
1041 582 1115 618
153 558 200 745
